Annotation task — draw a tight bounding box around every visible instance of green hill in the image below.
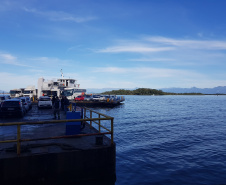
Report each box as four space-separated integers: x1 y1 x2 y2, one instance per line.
102 88 203 95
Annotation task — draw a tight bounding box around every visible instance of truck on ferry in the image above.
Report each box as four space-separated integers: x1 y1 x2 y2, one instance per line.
9 88 24 98
23 86 37 100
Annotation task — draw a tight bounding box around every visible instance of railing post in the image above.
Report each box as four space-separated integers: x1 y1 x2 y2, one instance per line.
84 107 86 118
111 118 114 144
17 125 21 155
98 114 101 133
90 110 92 128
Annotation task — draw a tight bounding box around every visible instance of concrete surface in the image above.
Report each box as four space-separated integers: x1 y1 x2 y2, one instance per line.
0 104 116 184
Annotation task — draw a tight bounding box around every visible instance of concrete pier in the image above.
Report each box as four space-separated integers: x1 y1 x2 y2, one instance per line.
0 105 116 185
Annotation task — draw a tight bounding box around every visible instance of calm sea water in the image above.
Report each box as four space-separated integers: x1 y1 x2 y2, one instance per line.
93 95 226 185
1 95 226 184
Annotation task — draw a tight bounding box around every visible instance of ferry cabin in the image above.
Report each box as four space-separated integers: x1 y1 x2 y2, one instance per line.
37 77 61 98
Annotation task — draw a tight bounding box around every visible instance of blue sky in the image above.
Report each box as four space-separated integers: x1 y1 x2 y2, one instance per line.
1 0 226 91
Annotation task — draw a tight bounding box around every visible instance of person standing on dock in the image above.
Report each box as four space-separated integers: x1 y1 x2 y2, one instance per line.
64 96 69 113
53 96 61 119
61 96 65 111
52 96 56 105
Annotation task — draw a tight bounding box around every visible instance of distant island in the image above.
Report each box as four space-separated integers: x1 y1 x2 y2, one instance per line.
101 88 203 95
87 86 226 94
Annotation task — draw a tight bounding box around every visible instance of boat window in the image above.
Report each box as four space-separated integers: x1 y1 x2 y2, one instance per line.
64 90 73 96
10 90 20 94
24 90 33 94
74 89 86 93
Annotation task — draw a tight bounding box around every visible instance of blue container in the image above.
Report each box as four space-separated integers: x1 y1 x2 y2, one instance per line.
66 111 81 135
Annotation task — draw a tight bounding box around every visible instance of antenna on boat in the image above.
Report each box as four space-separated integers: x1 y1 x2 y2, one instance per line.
60 69 64 78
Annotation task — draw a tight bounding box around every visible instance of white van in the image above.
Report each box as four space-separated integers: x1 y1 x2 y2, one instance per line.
38 96 52 109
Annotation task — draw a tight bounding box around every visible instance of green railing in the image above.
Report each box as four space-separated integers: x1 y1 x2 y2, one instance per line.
0 107 114 155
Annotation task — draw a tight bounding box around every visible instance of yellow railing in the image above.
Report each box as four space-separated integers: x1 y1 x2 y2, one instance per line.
84 107 114 143
0 107 114 155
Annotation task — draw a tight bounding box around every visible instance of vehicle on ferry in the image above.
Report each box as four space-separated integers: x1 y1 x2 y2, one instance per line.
84 94 93 101
10 88 24 98
75 95 84 101
24 97 32 109
64 88 86 100
23 86 37 100
0 95 11 103
38 96 52 109
0 99 26 118
20 97 30 112
92 95 101 101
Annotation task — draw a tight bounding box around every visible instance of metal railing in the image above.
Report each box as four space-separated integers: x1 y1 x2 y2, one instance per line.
84 107 114 143
0 107 114 155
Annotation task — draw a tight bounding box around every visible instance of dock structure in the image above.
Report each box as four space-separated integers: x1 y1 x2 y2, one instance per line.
0 105 116 185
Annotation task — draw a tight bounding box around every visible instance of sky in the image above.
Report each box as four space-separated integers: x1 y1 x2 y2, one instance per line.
1 0 226 91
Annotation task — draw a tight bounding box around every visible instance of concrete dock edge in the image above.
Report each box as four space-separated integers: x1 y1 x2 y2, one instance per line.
0 143 116 185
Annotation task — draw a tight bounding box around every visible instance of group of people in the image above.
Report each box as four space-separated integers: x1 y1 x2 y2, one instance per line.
52 95 70 119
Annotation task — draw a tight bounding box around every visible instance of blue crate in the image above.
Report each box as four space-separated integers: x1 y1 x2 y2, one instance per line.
66 111 81 135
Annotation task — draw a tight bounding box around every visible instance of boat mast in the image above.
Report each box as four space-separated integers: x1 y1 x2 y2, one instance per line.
60 69 64 78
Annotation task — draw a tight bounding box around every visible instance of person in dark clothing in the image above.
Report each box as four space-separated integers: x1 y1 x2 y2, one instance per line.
64 96 69 112
53 96 61 119
61 96 65 111
52 96 56 105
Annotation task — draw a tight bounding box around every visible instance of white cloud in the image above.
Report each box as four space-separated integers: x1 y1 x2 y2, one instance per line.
127 58 174 62
97 45 174 53
97 36 226 56
0 52 30 67
93 67 128 73
23 8 97 23
146 36 226 50
92 66 201 78
0 53 16 60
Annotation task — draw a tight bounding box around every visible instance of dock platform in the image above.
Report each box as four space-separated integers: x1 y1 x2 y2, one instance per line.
0 104 116 185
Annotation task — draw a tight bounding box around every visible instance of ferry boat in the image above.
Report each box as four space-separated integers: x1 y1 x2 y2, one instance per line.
37 70 86 100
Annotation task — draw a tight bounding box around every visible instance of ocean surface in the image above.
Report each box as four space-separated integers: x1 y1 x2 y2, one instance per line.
1 95 226 185
93 95 226 185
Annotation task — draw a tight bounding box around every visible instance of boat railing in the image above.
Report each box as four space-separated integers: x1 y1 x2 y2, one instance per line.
0 107 114 156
